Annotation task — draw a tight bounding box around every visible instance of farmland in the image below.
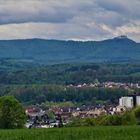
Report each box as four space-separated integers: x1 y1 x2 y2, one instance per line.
0 126 140 140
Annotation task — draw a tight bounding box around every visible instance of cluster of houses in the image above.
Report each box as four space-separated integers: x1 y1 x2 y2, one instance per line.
25 86 140 129
25 100 136 128
67 82 140 89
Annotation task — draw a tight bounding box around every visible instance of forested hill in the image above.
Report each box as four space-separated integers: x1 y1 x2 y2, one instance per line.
0 36 139 64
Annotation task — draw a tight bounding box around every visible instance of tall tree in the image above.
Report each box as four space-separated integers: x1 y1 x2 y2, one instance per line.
0 96 26 129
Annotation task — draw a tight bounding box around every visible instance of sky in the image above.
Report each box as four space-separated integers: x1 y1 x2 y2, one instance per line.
0 0 139 41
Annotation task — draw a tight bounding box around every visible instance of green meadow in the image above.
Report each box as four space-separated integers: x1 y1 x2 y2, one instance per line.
0 126 140 140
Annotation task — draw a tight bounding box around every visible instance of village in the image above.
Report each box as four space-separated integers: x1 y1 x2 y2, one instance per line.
67 82 140 89
25 91 140 128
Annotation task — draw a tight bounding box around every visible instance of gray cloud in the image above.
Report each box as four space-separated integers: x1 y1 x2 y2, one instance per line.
0 0 95 24
95 0 140 19
0 0 139 41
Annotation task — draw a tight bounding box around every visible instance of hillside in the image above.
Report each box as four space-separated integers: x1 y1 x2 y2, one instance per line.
0 36 139 64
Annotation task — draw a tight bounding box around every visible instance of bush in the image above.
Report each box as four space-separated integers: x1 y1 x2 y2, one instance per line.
81 117 96 126
99 111 136 126
67 118 82 127
121 111 136 125
134 106 140 125
99 114 122 126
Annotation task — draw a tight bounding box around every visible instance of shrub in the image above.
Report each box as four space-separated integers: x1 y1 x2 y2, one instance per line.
134 106 140 125
121 111 136 125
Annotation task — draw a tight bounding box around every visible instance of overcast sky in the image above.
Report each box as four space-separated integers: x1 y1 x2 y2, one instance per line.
0 0 139 41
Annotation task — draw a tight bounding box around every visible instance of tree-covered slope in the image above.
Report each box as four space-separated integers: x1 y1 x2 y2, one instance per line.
0 36 139 64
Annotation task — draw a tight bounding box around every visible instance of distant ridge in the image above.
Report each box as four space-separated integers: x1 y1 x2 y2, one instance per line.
0 35 138 43
0 36 139 64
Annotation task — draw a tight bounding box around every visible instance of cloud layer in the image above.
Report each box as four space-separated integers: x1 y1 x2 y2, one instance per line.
0 0 139 41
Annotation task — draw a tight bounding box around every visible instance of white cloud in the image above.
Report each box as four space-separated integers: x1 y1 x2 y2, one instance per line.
0 0 139 41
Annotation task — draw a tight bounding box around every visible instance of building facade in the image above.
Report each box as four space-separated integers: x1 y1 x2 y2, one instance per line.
119 97 134 108
136 96 140 106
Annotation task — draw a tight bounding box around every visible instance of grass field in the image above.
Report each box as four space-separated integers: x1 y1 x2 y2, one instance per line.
0 126 140 140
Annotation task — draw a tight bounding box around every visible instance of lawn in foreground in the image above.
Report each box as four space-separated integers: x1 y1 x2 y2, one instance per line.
0 126 140 140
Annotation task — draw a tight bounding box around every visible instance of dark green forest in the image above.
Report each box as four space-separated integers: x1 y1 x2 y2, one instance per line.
0 60 140 85
0 60 140 105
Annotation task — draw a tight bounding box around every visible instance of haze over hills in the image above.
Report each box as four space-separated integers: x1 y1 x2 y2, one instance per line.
0 35 139 65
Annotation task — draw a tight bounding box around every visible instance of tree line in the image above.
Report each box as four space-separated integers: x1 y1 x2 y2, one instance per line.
0 84 132 105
